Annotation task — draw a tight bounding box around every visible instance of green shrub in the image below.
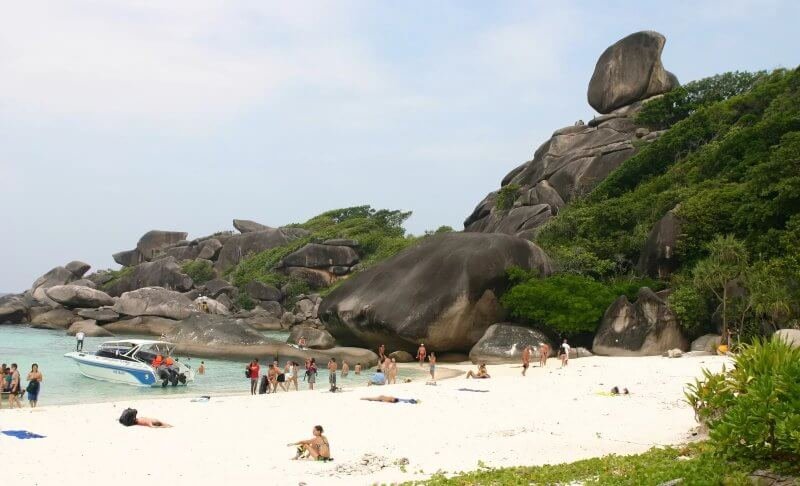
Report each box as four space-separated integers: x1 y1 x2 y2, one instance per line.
685 336 800 462
495 184 520 211
181 259 215 285
636 71 767 130
501 269 660 334
100 266 135 291
234 293 255 311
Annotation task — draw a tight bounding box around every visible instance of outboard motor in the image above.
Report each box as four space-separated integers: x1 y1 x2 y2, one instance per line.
178 373 187 385
168 368 179 386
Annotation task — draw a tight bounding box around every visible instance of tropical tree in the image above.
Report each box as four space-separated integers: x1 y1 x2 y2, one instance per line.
692 235 749 342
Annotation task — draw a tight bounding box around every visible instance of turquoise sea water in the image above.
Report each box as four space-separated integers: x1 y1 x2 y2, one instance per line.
0 326 418 407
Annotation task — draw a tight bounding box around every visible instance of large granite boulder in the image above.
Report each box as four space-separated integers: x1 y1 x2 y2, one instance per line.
214 229 295 272
164 314 268 346
67 319 113 337
194 297 230 315
245 281 282 302
281 243 359 269
31 265 78 304
638 206 682 278
691 334 722 353
45 285 114 308
69 279 97 289
285 267 334 289
320 232 552 352
202 279 237 299
233 219 271 233
65 261 91 278
113 287 198 320
288 325 336 349
104 316 178 336
469 323 553 364
76 307 120 323
104 257 193 296
775 329 800 349
31 307 80 328
197 238 223 260
236 309 284 331
388 350 414 363
0 294 29 323
113 230 188 265
587 31 678 114
593 287 688 356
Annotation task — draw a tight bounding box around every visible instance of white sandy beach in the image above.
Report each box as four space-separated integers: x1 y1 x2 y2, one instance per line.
0 355 728 486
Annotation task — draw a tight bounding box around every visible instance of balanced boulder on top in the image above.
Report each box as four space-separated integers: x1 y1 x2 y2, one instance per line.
587 31 678 114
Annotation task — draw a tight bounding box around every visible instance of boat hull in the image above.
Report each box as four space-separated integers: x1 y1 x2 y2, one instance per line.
65 352 161 387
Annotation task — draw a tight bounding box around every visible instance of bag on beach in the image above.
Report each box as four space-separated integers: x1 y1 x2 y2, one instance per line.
119 408 138 427
245 367 251 379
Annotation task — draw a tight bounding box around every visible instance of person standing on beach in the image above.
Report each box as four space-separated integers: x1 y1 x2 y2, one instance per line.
416 343 427 367
26 363 43 408
248 359 260 395
560 339 570 368
428 352 437 382
8 363 21 408
286 361 298 391
327 358 338 392
539 342 550 367
388 358 398 384
307 358 317 390
76 331 85 352
378 344 386 362
341 361 349 378
522 345 532 376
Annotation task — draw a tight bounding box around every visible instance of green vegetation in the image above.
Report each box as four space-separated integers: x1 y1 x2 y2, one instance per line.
227 206 419 299
527 68 800 338
501 268 663 334
686 336 800 463
408 442 787 485
100 266 135 291
495 183 520 210
181 259 215 285
635 70 767 130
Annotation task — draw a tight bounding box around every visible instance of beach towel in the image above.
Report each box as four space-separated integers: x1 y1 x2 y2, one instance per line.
2 430 46 439
458 388 489 393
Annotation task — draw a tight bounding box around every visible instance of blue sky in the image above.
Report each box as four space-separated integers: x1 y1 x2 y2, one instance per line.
1 0 798 291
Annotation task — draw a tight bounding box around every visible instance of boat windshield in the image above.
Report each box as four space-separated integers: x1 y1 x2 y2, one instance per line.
131 343 176 363
95 342 137 360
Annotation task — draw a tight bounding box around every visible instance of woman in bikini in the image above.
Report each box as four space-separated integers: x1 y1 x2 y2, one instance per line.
465 363 491 379
289 425 330 460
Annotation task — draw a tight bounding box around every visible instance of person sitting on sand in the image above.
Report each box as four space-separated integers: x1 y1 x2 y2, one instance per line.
361 395 419 404
610 386 630 395
367 370 386 386
354 363 362 375
539 342 550 367
465 363 490 379
289 425 330 461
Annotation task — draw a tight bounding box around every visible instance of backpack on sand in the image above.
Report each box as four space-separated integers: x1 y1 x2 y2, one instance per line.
119 408 138 427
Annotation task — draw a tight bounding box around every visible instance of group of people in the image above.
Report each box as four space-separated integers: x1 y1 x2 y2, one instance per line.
1 362 43 408
520 339 572 376
247 357 367 394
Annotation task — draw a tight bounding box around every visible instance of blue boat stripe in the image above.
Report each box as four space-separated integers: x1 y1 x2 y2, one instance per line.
74 358 155 385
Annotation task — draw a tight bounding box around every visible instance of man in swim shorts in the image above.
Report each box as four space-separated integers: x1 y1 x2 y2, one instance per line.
327 358 337 392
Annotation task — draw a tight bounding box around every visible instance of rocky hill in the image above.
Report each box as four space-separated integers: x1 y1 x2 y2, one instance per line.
3 31 797 363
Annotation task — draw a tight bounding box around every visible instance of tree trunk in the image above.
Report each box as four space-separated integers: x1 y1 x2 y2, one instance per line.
722 287 728 345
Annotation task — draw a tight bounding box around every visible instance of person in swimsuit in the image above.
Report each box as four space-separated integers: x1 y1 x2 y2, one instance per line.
341 361 349 378
26 363 43 408
134 417 172 428
198 361 205 375
8 363 21 408
327 358 338 392
539 342 550 367
361 395 419 404
289 425 330 460
522 345 532 376
387 358 398 385
465 363 490 379
428 352 437 382
307 359 317 390
285 362 298 391
378 344 386 362
298 336 307 348
270 361 286 392
354 363 362 375
416 343 427 367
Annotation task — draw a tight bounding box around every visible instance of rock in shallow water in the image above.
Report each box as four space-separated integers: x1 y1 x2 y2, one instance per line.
469 323 554 364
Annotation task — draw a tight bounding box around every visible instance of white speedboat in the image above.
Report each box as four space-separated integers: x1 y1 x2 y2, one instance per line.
64 339 195 387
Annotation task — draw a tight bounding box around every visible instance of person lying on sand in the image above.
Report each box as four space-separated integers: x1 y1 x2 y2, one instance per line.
465 363 490 379
361 395 419 404
135 417 172 428
610 386 630 395
289 425 330 461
